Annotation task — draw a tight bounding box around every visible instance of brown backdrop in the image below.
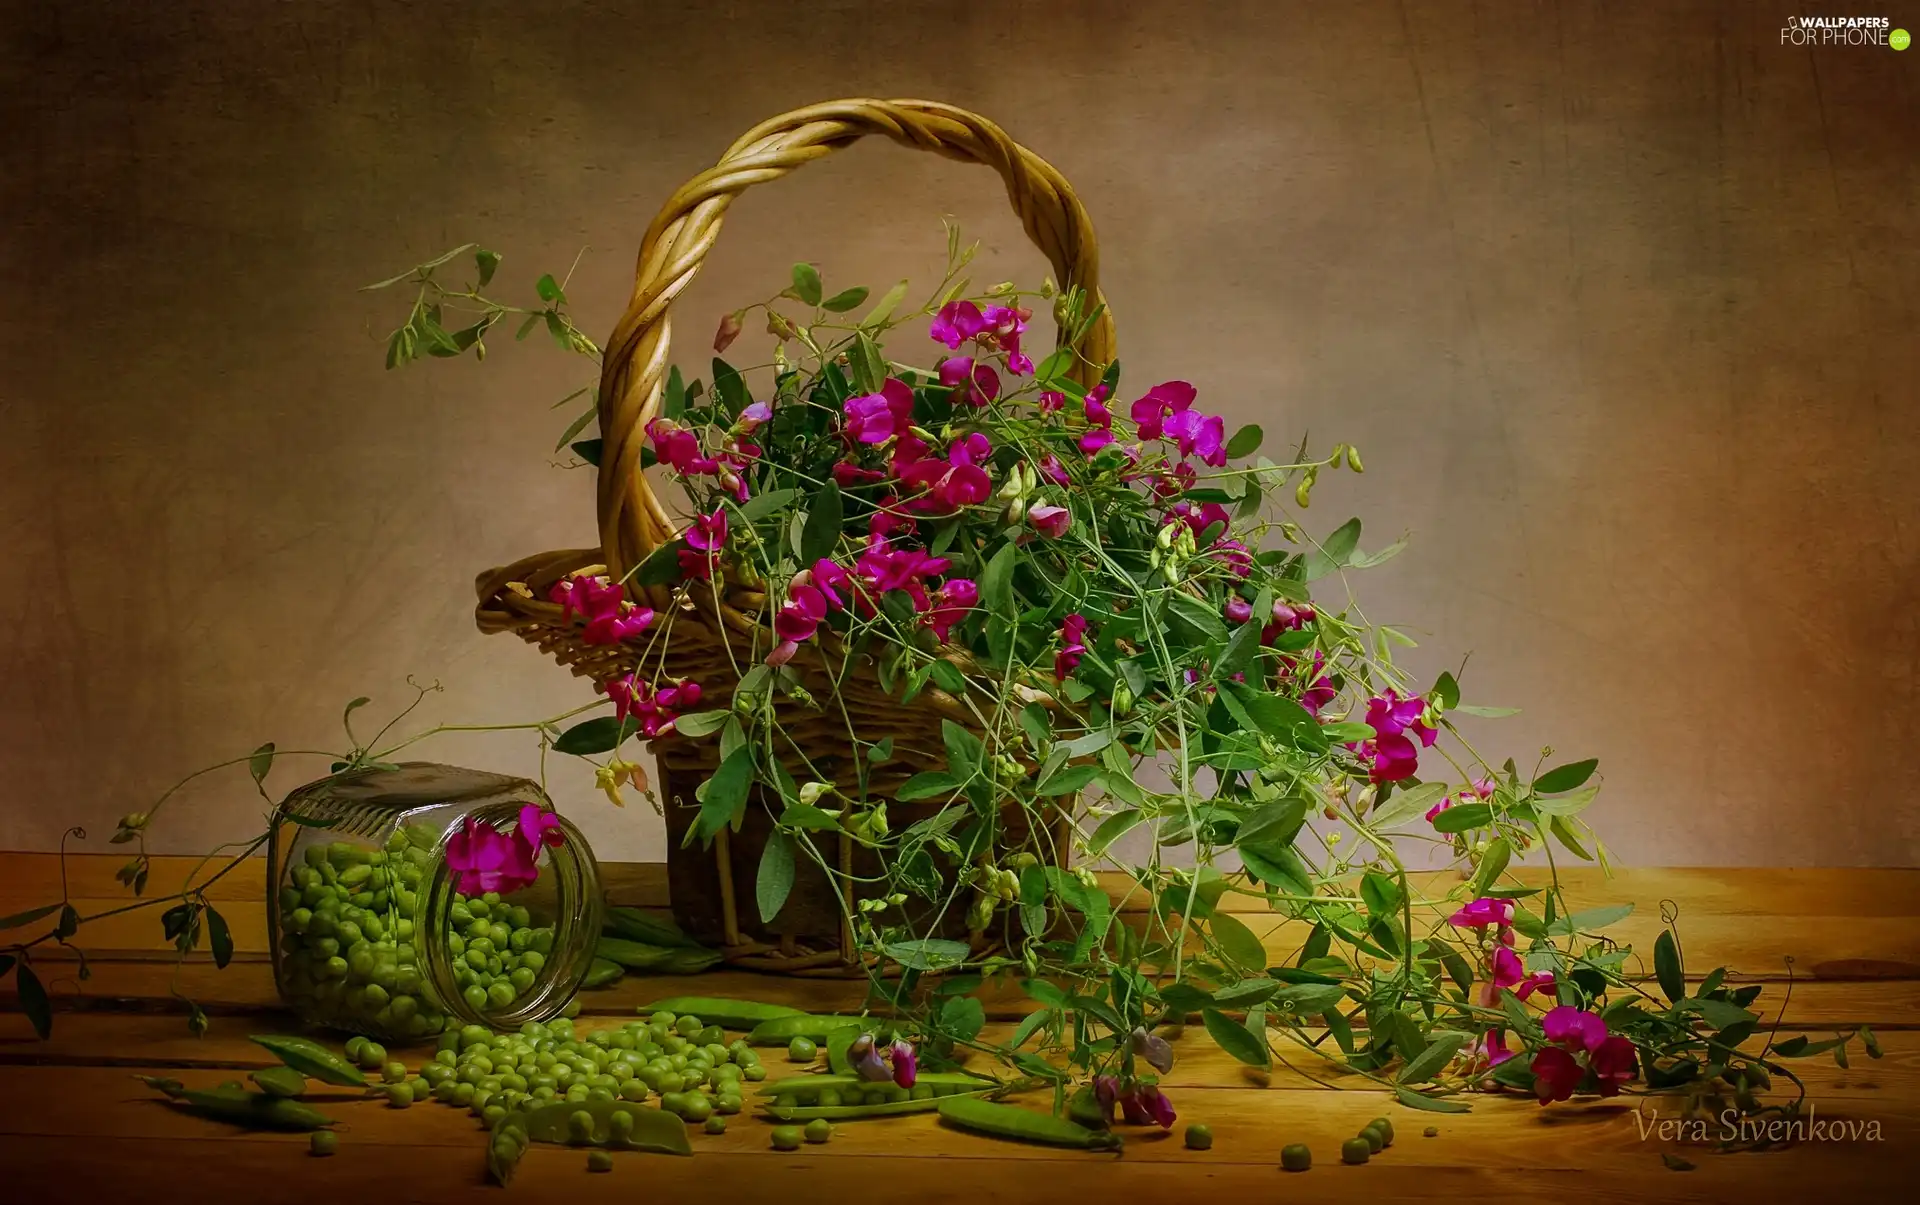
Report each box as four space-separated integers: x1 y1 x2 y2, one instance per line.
2 1 1915 866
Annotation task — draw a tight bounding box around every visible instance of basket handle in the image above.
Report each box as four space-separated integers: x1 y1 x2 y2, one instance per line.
593 98 1117 583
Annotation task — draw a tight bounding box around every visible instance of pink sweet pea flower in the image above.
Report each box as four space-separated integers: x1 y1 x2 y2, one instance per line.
1225 597 1254 625
445 815 539 897
923 578 977 642
1119 1083 1177 1129
1038 390 1066 415
738 401 773 432
517 804 564 855
1589 1035 1637 1096
1130 1027 1175 1075
678 508 728 580
939 356 1000 406
1163 408 1227 467
1530 1045 1582 1104
1262 599 1317 643
1428 775 1497 823
1129 381 1197 441
980 304 1033 375
930 300 986 349
1542 1006 1609 1053
1447 896 1515 930
847 1034 916 1088
1077 386 1115 455
844 378 916 444
1036 454 1070 487
1475 1029 1516 1067
832 460 885 487
1055 613 1091 681
647 418 718 476
1027 503 1071 539
889 1039 918 1089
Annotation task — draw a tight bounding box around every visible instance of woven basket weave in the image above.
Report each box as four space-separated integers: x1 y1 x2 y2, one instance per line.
473 99 1116 973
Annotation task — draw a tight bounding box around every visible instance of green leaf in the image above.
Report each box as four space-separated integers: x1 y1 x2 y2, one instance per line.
1349 536 1410 569
673 710 732 738
1469 837 1512 897
1545 902 1633 937
554 404 598 453
941 720 983 776
16 960 51 1038
1239 844 1314 898
1397 1030 1470 1084
897 772 960 802
1550 815 1595 860
1010 1008 1051 1051
756 832 795 924
979 542 1018 615
1359 870 1403 919
553 717 628 756
800 482 844 562
1433 671 1461 711
692 747 754 841
1271 982 1348 1014
820 286 869 313
206 907 234 969
1368 782 1449 830
735 488 799 522
1202 1008 1270 1068
860 280 910 327
1430 803 1491 833
1212 978 1282 1008
1533 758 1598 795
474 248 500 287
535 273 565 304
1164 592 1228 645
883 938 971 972
1533 784 1599 817
776 804 844 832
1224 424 1263 459
1685 998 1758 1030
1654 931 1685 1004
54 904 78 940
248 741 276 785
940 995 986 1042
1236 798 1308 855
1394 1085 1472 1114
1302 518 1362 581
1086 809 1143 857
791 263 823 306
928 661 967 694
1033 348 1075 383
851 332 888 393
571 438 604 467
1038 764 1100 796
1221 682 1327 752
0 903 66 932
1216 620 1263 679
1209 911 1268 971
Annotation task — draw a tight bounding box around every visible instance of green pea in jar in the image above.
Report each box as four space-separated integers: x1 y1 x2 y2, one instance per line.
267 763 603 1042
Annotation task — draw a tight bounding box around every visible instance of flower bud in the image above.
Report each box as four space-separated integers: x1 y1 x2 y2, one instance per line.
1345 445 1365 473
119 812 149 831
1039 277 1056 299
714 311 744 353
765 311 796 341
1006 851 1039 870
1295 468 1316 509
798 781 833 805
1327 831 1342 846
1073 866 1100 890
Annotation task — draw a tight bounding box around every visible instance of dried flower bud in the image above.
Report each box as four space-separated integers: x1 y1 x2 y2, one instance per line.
714 311 744 353
765 311 796 341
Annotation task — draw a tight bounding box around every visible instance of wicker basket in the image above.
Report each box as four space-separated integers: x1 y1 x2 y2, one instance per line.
473 99 1117 973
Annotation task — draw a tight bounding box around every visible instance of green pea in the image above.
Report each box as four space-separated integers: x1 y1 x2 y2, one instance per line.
385 1084 412 1109
715 1093 742 1115
659 1092 686 1116
452 1082 475 1108
1368 1117 1395 1146
531 1086 555 1102
1185 1123 1213 1150
309 1131 338 1157
463 985 489 1012
1341 1137 1371 1165
1281 1143 1312 1171
695 1025 725 1047
1423 1126 1439 1138
1358 1125 1384 1154
409 1077 431 1102
673 1015 702 1038
771 1125 804 1151
803 1118 832 1144
703 1115 727 1135
483 1104 508 1126
648 1011 676 1028
566 1084 592 1103
586 1149 614 1173
742 1064 766 1082
616 1079 647 1102
682 1095 713 1123
382 1061 408 1084
487 982 516 1009
787 1036 818 1063
344 1036 370 1063
567 1109 596 1145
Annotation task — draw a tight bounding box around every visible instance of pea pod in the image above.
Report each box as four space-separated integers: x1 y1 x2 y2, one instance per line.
595 936 682 970
248 1035 366 1087
138 1077 336 1132
746 1014 885 1046
640 997 807 1030
249 1066 308 1098
603 906 702 949
581 958 626 989
937 1097 1121 1150
515 1099 693 1155
765 1088 999 1122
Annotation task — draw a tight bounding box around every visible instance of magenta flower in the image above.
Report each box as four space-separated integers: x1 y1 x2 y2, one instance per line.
1091 1075 1120 1123
1037 453 1070 487
738 401 773 432
844 378 916 444
517 804 564 854
923 578 977 642
1078 387 1115 455
1130 1027 1175 1075
647 418 718 476
889 1039 918 1089
1350 688 1439 784
853 537 953 614
601 675 701 738
1163 408 1227 467
1279 650 1335 715
1129 381 1196 441
1590 1035 1637 1096
1119 1083 1177 1129
930 300 986 349
678 508 728 580
1261 599 1316 643
1055 613 1091 681
1224 596 1254 625
811 558 851 609
832 460 885 487
1542 1006 1609 1053
1475 1029 1516 1068
549 575 657 645
899 436 994 512
1210 538 1254 578
1448 896 1516 930
1530 1045 1582 1105
980 304 1033 375
846 1034 916 1088
768 578 832 666
939 356 1000 406
1038 389 1066 415
445 815 539 897
1027 503 1072 539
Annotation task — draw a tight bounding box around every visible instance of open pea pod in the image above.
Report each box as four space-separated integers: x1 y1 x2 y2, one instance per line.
765 1087 1001 1122
759 1071 998 1100
745 1014 885 1045
937 1097 1122 1150
517 1099 693 1154
640 996 806 1029
137 1076 335 1132
248 1035 366 1087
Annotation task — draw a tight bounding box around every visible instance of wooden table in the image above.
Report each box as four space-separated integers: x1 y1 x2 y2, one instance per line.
3 857 1917 1202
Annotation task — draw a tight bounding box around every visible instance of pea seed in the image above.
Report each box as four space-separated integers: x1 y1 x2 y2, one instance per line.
344 1036 370 1063
1358 1125 1384 1154
674 1016 702 1038
531 1086 555 1101
803 1119 832 1144
715 1094 742 1115
1281 1143 1312 1171
359 1042 387 1070
649 1011 676 1028
409 1077 431 1102
1185 1123 1213 1151
309 1131 338 1157
695 1025 724 1047
566 1084 591 1103
608 1109 636 1145
386 1084 412 1109
1367 1117 1395 1146
742 1064 766 1082
771 1125 803 1151
586 1150 614 1173
787 1037 818 1063
452 1083 475 1108
1423 1126 1438 1138
703 1115 727 1135
817 1088 843 1109
382 1061 408 1084
1340 1137 1371 1165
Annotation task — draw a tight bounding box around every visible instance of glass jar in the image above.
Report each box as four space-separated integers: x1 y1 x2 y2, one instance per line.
266 762 602 1042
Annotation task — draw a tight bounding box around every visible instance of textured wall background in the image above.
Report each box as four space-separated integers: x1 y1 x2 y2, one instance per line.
2 1 1915 865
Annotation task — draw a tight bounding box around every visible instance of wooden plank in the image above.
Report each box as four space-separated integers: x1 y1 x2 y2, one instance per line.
8 955 1917 1027
4 1013 1909 1100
